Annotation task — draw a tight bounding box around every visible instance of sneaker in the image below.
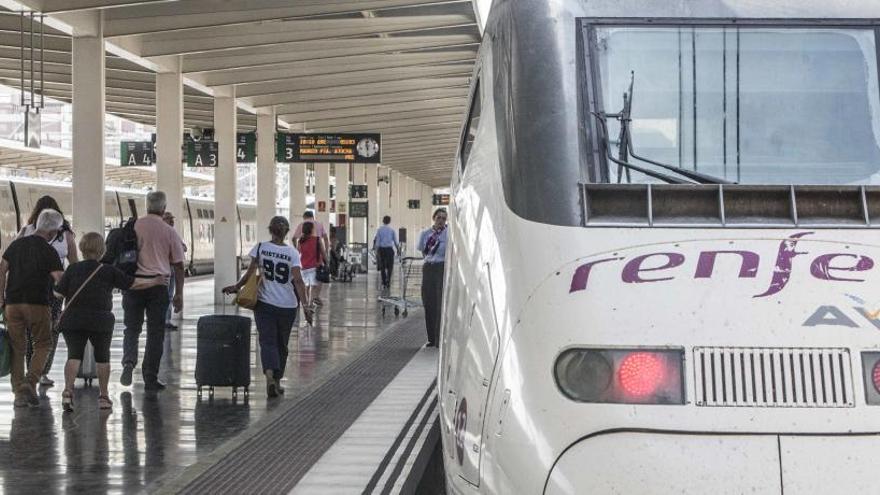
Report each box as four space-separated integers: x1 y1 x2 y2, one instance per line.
39 375 54 387
62 390 74 413
120 365 133 386
144 380 166 391
13 394 28 408
98 395 113 410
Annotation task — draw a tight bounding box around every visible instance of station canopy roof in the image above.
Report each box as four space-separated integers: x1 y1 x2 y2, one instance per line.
0 0 482 187
0 138 213 189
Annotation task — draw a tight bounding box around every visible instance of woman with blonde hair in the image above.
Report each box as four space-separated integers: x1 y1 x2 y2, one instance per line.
54 232 165 412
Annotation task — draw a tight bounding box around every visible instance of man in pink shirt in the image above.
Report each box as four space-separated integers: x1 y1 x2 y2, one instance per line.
121 191 185 391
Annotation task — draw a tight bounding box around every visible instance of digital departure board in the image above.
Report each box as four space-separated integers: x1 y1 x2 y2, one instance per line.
432 194 451 206
277 133 381 164
349 202 369 218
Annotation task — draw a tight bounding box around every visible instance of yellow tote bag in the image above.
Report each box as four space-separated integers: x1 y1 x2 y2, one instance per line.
235 243 261 309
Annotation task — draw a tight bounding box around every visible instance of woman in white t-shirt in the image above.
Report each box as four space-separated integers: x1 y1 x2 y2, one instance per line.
223 216 312 398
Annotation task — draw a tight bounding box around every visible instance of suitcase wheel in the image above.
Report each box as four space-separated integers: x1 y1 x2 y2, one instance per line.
394 307 400 316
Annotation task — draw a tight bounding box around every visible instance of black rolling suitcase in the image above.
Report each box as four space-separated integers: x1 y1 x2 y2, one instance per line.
195 314 251 399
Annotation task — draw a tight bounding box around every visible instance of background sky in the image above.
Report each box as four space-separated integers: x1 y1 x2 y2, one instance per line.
476 0 492 29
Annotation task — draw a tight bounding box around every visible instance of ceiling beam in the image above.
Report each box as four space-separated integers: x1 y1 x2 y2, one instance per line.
181 35 477 74
244 76 468 108
39 0 179 14
195 51 474 87
138 15 475 57
104 0 472 38
278 97 467 124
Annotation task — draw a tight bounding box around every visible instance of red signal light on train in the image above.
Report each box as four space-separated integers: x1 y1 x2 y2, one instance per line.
872 360 880 394
554 348 684 405
618 352 667 398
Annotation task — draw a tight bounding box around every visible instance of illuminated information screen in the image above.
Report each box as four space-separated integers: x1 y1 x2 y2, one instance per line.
277 133 381 164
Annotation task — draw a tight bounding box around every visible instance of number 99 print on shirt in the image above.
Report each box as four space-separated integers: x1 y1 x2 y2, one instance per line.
249 242 302 309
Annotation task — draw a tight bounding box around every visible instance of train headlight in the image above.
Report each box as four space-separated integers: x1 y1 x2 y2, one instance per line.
554 348 685 405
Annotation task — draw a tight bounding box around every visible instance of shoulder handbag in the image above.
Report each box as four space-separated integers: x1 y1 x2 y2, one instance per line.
56 264 104 329
315 238 331 284
235 243 261 310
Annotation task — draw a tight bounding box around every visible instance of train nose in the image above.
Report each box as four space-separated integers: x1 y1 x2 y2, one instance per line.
544 432 880 494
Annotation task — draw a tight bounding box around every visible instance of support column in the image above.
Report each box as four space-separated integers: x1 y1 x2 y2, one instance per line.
378 166 392 220
366 163 379 239
315 163 331 227
214 86 237 304
422 184 434 226
391 171 406 251
335 163 350 244
290 163 307 220
155 56 183 235
256 107 276 238
71 13 105 236
351 163 366 243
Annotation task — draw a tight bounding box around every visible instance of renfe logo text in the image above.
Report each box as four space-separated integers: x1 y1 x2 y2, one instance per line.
569 232 875 298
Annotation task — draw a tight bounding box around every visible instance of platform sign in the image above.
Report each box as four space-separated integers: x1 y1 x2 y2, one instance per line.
432 194 450 206
121 141 154 166
349 202 369 218
350 185 368 199
408 200 421 210
277 133 381 164
237 132 256 163
186 141 219 168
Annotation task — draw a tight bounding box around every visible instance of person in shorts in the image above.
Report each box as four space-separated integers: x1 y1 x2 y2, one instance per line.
293 211 329 306
54 233 166 412
297 222 326 308
224 217 312 398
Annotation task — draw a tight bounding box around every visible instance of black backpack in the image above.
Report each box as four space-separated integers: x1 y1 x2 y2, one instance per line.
102 217 138 275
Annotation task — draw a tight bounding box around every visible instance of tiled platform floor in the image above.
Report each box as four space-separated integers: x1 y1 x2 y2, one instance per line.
0 272 424 494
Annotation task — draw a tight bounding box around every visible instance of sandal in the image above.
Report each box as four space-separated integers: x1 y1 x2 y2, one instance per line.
98 395 113 410
62 389 74 413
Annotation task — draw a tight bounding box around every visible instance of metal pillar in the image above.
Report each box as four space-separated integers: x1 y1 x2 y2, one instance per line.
351 163 366 243
213 85 237 304
335 162 350 244
365 163 379 239
315 163 331 227
155 56 183 234
71 13 105 236
256 107 276 238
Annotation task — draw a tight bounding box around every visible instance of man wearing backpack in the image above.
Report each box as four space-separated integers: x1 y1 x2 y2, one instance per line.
120 191 185 391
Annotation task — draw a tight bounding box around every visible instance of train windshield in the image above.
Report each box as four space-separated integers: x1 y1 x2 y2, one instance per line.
589 26 880 185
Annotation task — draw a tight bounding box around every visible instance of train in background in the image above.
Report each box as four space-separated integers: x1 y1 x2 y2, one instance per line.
0 177 259 275
441 0 880 493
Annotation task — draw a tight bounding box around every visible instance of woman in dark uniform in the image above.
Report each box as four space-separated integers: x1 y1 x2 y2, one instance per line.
417 209 448 347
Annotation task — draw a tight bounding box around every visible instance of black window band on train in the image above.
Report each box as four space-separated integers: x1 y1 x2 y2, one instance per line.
483 2 880 226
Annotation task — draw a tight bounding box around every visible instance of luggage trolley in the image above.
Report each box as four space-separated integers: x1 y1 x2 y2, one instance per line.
379 256 423 317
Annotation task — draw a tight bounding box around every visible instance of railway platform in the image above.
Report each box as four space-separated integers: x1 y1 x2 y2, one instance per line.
0 275 440 494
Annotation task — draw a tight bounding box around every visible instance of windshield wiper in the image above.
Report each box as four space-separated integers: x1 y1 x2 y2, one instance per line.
595 72 736 185
593 115 692 184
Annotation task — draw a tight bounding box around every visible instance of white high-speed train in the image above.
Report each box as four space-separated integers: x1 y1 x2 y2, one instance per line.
0 177 259 275
441 0 880 493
